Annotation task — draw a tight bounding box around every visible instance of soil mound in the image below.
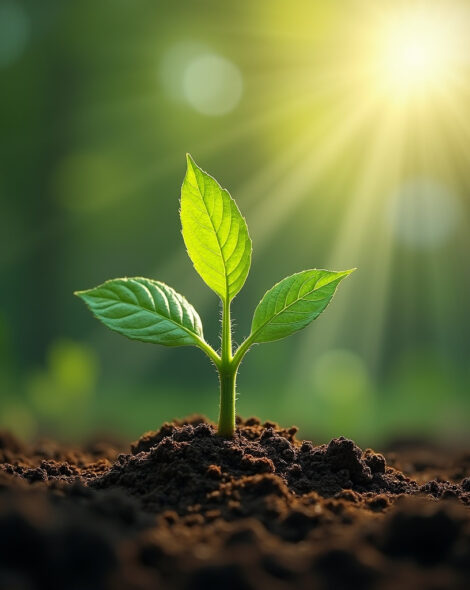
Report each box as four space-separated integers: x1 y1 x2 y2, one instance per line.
0 416 469 590
93 416 420 516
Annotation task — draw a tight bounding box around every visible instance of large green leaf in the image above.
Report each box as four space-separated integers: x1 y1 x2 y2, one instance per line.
249 269 354 344
75 277 205 347
180 154 252 302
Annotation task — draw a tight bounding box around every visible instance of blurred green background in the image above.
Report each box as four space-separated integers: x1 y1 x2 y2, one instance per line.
0 0 469 445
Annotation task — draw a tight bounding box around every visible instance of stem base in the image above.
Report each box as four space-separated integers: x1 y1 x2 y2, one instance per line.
217 370 236 437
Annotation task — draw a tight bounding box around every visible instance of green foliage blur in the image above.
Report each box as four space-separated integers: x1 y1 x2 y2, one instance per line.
0 0 469 444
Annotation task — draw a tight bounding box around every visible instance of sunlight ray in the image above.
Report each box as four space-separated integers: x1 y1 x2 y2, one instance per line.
289 97 409 381
249 90 385 243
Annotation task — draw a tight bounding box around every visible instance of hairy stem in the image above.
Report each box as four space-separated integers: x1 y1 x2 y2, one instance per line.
221 297 232 365
217 368 236 437
197 338 221 367
232 335 253 370
218 298 235 436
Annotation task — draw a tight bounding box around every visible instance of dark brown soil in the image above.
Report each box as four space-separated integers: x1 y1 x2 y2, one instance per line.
1 416 469 590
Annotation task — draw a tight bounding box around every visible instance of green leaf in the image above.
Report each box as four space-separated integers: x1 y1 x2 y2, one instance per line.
249 269 355 344
180 154 252 302
75 277 205 348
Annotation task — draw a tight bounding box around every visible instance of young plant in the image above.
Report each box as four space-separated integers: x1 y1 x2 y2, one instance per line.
75 155 354 437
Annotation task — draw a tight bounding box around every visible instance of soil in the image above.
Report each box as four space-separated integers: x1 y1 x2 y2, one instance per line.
1 415 469 590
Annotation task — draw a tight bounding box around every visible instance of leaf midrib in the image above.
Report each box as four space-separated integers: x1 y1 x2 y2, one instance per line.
191 173 230 301
89 293 204 345
250 276 337 341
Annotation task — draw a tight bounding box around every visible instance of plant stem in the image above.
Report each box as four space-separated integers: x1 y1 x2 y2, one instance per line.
196 338 221 367
221 296 232 365
218 297 235 436
232 335 253 370
217 368 236 437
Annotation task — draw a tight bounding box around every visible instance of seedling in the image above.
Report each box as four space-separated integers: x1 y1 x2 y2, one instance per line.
75 156 354 437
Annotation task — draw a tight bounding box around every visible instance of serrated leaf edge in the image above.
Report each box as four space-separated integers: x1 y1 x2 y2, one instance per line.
250 268 355 342
74 277 207 347
181 154 252 302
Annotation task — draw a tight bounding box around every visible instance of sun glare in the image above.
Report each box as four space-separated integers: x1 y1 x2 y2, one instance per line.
377 9 460 97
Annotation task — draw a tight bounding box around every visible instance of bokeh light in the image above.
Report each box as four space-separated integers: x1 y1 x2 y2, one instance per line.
0 0 30 68
386 178 461 249
26 340 98 437
183 53 243 116
160 41 209 102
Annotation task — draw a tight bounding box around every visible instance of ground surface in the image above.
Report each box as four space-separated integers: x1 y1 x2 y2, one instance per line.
1 416 469 590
